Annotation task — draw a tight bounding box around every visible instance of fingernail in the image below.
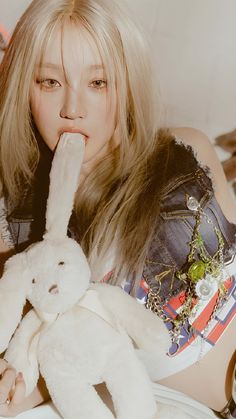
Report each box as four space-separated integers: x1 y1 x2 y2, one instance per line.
17 372 23 380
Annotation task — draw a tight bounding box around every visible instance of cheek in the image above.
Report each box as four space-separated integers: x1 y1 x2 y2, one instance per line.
31 92 50 126
96 98 117 134
30 84 59 122
32 106 51 129
30 91 58 149
105 108 117 137
106 94 117 131
32 107 55 147
92 92 116 125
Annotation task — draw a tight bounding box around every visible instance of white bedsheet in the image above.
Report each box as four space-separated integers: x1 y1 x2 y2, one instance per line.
0 383 218 419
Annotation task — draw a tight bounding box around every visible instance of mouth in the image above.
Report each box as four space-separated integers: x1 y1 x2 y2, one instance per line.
59 128 89 144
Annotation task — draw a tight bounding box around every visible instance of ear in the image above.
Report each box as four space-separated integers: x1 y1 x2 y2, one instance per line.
44 133 85 240
0 253 30 354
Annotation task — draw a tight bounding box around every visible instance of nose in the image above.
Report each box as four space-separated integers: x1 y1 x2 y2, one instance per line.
49 284 59 294
60 88 87 120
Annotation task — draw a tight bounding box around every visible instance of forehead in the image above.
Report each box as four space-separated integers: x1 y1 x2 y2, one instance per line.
37 23 103 72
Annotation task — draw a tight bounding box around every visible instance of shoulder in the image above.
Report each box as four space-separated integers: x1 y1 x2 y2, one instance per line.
171 127 236 224
171 127 213 165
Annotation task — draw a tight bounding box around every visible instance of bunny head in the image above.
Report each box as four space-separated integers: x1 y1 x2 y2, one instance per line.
23 237 90 316
0 133 90 352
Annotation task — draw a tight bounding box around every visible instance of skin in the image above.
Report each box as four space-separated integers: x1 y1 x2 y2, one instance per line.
172 127 236 225
0 359 49 417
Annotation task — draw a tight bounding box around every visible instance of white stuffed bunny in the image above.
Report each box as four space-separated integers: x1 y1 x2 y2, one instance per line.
0 133 170 419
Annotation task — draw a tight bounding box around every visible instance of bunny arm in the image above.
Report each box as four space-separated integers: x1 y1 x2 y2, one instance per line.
0 287 26 354
91 284 173 383
91 283 170 353
0 252 32 354
4 309 42 396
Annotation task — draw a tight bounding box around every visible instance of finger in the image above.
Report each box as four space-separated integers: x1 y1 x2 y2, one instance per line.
0 368 16 403
0 359 8 375
10 373 26 405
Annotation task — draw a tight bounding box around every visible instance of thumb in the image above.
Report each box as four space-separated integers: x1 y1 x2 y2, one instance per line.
10 373 26 405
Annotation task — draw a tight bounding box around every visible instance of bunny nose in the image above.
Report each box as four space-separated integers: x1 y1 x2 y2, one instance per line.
49 284 59 294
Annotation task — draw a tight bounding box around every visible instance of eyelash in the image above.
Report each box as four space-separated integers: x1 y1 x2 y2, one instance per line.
36 78 61 89
90 79 107 89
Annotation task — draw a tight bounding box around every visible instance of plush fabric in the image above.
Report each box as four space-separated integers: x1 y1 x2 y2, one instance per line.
0 133 170 419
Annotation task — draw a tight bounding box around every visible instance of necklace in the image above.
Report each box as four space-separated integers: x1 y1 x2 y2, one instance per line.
146 195 228 350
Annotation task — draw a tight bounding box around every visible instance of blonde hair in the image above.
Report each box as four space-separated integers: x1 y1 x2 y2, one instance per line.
0 0 169 288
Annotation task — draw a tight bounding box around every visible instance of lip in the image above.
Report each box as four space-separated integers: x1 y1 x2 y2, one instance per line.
58 128 89 142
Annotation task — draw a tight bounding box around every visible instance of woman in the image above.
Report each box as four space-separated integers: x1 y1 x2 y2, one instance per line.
0 0 236 417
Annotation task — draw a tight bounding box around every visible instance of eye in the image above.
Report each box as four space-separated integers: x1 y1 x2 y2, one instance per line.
90 79 107 89
32 278 36 284
36 78 61 90
58 261 65 266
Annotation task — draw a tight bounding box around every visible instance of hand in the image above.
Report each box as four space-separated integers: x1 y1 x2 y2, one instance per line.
0 359 26 417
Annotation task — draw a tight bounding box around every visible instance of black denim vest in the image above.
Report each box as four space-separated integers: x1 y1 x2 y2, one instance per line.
6 139 236 300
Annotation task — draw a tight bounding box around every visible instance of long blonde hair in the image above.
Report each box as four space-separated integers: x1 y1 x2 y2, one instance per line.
0 0 170 287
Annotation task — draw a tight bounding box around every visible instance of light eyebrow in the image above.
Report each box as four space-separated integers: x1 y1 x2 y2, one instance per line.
88 64 104 71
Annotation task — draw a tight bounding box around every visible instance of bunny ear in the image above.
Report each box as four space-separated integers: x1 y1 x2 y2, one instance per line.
44 133 85 240
0 253 30 354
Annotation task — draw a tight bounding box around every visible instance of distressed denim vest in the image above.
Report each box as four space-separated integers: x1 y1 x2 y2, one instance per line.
142 141 236 299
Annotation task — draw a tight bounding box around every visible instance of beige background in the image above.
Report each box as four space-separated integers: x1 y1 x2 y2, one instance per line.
0 0 236 144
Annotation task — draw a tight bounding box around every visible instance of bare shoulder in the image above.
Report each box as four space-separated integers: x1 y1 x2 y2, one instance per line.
171 127 213 164
171 127 236 224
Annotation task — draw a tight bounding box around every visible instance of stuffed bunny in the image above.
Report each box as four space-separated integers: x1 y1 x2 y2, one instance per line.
0 133 170 419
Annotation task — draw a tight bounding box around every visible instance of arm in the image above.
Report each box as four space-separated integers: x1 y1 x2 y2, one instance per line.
0 237 10 253
0 336 50 417
172 127 236 224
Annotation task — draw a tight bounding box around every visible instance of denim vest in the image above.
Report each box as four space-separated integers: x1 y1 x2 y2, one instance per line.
141 141 236 302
